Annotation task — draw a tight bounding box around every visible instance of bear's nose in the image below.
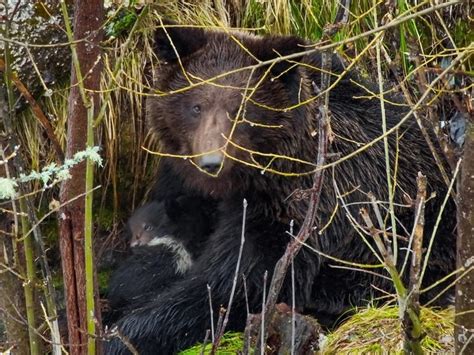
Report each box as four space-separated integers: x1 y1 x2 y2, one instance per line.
198 153 223 174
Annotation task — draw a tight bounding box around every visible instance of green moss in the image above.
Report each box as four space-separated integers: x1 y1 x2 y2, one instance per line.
95 207 115 230
41 217 60 246
179 332 244 355
105 8 138 38
97 269 112 295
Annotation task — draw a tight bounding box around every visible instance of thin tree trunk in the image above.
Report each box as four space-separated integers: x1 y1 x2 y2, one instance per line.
0 225 30 355
59 1 103 353
0 126 30 355
455 114 474 354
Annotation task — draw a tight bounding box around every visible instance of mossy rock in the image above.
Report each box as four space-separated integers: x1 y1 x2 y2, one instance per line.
322 306 454 354
179 306 454 354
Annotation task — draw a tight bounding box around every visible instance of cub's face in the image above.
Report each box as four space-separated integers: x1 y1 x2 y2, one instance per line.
127 201 174 247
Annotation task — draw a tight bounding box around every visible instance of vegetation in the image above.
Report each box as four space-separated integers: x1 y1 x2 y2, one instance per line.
179 332 244 355
324 306 455 354
0 0 472 353
179 306 455 354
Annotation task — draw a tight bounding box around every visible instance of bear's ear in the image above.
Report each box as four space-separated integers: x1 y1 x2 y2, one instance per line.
251 36 308 77
154 20 208 62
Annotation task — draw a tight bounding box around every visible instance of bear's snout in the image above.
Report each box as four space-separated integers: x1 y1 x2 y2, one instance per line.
197 152 224 174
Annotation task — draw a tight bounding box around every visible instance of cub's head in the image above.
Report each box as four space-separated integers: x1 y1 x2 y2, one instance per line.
147 22 314 197
127 201 171 247
127 196 214 249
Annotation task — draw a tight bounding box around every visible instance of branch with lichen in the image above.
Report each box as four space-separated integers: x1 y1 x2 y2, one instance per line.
0 146 102 200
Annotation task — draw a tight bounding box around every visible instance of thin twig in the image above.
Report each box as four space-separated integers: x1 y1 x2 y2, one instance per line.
112 328 139 355
374 12 398 264
368 193 394 257
200 329 210 355
380 46 454 194
212 199 247 352
207 284 215 342
260 271 268 355
213 307 225 350
420 158 462 284
255 75 332 347
403 173 427 354
0 59 64 163
242 274 250 317
290 220 295 355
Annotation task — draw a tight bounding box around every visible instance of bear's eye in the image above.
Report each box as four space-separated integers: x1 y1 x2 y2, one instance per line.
230 108 239 119
192 105 201 115
143 224 153 232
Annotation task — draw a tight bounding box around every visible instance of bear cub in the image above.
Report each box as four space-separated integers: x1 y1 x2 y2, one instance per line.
107 195 216 321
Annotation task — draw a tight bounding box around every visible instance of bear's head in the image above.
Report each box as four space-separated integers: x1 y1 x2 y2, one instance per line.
147 22 319 197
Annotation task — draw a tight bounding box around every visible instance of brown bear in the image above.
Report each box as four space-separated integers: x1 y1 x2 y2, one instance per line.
105 24 456 354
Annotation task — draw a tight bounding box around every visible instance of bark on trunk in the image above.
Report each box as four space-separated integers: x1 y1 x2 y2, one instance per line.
455 115 474 354
58 1 103 353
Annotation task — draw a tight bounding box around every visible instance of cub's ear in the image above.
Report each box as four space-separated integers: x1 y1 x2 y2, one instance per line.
164 197 183 222
164 195 202 222
154 20 208 62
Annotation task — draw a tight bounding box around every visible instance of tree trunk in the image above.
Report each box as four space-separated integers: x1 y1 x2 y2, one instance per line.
58 1 103 353
455 114 474 354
